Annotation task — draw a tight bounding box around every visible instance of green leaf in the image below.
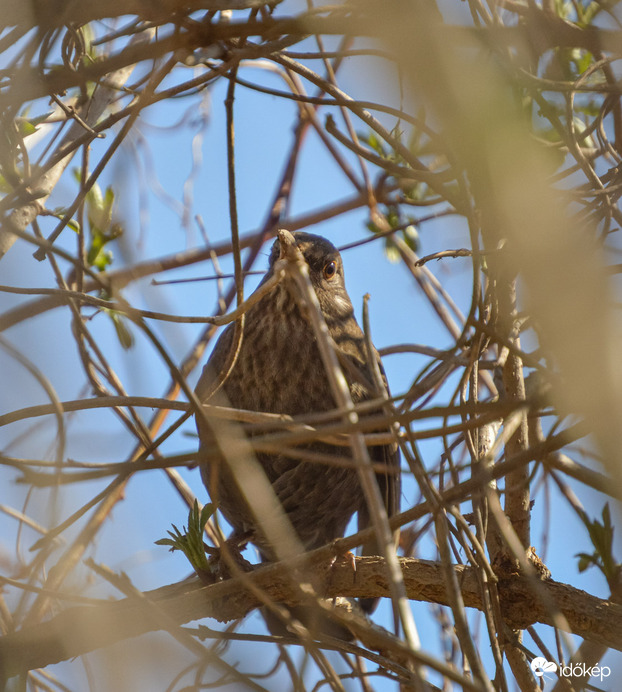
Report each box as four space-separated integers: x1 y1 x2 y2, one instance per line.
576 503 621 590
0 175 12 194
80 23 97 61
15 119 37 137
16 110 54 138
384 242 401 263
48 207 81 233
357 129 386 157
570 116 595 149
403 223 419 252
67 218 81 233
200 502 215 528
88 184 114 232
576 553 594 573
155 500 215 576
602 503 611 528
109 312 134 350
29 111 54 127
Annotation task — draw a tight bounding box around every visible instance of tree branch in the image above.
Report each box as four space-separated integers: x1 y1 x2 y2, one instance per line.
1 555 620 680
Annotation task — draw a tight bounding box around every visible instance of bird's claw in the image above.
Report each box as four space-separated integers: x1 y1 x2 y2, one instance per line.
207 531 255 580
329 549 357 582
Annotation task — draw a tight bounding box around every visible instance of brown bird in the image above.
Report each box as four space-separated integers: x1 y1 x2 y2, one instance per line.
195 230 400 623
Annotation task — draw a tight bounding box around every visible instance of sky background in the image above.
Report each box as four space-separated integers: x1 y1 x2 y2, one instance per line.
1 1 621 689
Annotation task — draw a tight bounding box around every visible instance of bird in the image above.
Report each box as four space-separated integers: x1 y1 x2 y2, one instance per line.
194 230 400 633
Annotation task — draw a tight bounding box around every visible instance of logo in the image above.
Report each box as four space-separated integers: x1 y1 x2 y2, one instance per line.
531 657 557 677
530 657 612 683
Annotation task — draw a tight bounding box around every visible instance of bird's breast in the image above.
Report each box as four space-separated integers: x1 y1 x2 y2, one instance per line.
222 292 336 416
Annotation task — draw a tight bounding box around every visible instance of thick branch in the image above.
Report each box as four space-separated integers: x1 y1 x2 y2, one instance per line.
1 556 620 679
501 280 531 553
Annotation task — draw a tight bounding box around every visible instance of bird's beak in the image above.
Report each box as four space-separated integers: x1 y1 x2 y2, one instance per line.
277 229 299 262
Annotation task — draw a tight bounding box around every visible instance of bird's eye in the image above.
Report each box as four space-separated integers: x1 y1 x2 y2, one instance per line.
323 261 337 280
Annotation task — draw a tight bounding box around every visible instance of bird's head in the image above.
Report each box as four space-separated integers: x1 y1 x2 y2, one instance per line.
268 230 354 320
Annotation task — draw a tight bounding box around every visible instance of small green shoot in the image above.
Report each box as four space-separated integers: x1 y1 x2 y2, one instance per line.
576 503 621 594
156 500 215 578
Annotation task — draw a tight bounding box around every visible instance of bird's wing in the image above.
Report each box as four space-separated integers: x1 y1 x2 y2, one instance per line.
195 324 234 404
194 324 236 475
355 411 401 532
336 345 401 518
335 348 401 514
371 353 401 521
345 348 400 614
357 360 400 615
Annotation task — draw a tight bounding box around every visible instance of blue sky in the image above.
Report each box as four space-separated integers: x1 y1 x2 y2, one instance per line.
1 3 621 689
